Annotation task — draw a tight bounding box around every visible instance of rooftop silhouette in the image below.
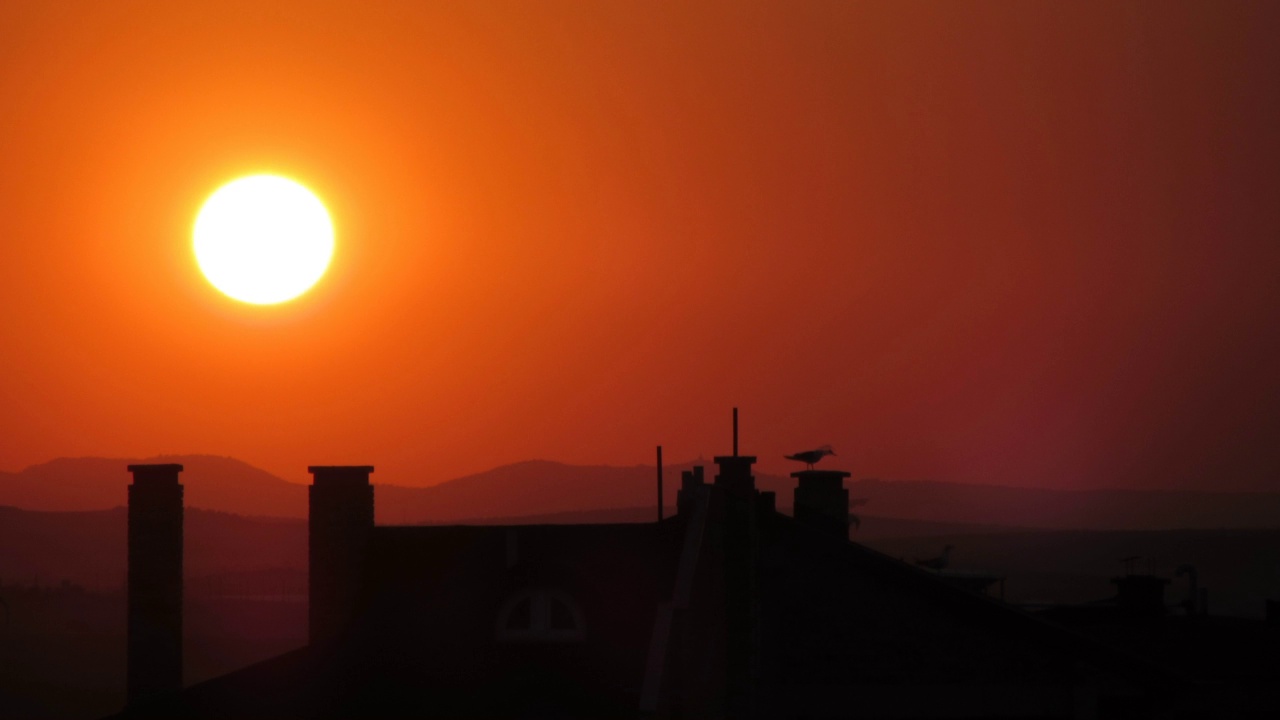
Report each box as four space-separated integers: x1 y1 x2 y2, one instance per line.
104 415 1278 719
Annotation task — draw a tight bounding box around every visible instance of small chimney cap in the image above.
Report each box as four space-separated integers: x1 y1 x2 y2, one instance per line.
307 465 375 473
308 466 375 486
790 469 852 479
127 464 183 486
127 463 184 473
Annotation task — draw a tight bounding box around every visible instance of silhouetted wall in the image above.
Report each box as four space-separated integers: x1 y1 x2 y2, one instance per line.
126 463 184 705
792 470 851 540
676 465 705 516
308 466 374 646
1112 574 1169 618
758 490 776 515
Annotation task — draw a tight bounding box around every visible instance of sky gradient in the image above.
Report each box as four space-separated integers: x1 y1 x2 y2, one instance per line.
1 1 1277 491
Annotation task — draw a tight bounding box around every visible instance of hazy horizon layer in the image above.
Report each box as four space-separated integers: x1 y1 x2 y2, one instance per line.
5 454 1280 532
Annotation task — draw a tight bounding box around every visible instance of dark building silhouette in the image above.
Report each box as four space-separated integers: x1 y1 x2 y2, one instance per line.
1034 563 1178 625
113 441 1225 718
125 463 184 707
1030 563 1280 717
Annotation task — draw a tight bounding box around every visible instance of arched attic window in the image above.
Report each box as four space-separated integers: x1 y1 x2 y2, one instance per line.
495 588 586 643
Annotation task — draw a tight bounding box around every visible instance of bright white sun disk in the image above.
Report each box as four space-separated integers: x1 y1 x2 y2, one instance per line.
194 175 334 304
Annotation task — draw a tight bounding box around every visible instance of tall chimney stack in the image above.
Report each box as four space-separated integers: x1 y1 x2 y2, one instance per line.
126 463 184 706
308 465 374 646
715 421 758 717
792 470 851 539
713 454 757 496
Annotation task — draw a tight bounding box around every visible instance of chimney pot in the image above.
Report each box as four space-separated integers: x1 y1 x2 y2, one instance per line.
713 455 757 495
308 465 375 486
792 469 851 540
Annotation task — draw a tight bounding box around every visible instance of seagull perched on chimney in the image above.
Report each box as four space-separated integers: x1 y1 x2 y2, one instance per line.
785 445 835 469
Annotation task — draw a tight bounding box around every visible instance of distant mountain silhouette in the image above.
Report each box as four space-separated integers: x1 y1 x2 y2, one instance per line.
5 503 1278 620
0 456 790 523
0 504 1012 592
3 455 1280 530
0 455 307 516
376 459 762 524
851 478 1280 530
861 527 1280 619
0 505 304 590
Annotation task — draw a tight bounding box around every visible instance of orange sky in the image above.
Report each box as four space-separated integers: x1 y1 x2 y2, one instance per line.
1 1 1278 491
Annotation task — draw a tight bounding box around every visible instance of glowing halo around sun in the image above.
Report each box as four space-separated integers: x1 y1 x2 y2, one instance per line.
193 175 335 305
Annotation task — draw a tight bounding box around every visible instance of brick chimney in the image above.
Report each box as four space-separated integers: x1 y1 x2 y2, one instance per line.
792 470 851 539
308 465 374 646
126 463 184 706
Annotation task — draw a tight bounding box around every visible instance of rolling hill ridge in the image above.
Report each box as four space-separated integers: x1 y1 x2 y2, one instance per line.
3 455 1280 530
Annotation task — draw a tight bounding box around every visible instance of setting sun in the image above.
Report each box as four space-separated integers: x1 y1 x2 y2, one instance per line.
193 175 334 305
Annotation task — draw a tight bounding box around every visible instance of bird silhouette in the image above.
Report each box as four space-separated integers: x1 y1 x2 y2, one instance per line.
915 544 954 571
784 445 835 469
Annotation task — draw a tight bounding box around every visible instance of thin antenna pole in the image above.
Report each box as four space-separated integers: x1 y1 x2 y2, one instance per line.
732 407 739 457
656 446 664 522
